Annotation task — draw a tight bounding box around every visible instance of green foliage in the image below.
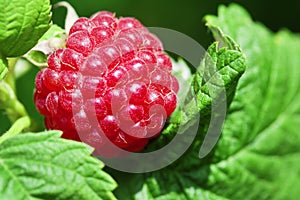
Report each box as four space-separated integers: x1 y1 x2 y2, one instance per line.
0 116 30 144
38 24 66 41
0 0 51 57
203 4 300 199
0 81 27 122
0 54 8 81
0 131 117 200
148 29 246 151
24 24 66 67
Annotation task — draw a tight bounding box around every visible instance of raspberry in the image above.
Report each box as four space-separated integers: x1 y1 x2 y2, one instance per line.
34 11 179 157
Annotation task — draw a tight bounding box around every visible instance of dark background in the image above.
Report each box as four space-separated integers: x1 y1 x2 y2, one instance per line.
1 0 299 133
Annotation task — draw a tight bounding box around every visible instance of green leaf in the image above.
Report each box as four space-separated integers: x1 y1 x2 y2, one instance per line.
0 81 27 122
0 116 31 144
39 24 66 41
0 0 51 57
194 37 245 117
202 4 300 199
148 32 245 152
25 50 48 67
0 53 8 80
112 169 230 200
24 24 66 67
0 131 117 200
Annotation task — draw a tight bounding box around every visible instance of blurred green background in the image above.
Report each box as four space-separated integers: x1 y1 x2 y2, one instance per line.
1 0 299 133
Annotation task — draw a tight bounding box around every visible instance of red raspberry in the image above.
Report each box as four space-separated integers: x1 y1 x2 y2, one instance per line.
34 11 179 157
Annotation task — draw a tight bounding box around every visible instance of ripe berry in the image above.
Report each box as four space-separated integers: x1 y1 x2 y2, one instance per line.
34 11 179 157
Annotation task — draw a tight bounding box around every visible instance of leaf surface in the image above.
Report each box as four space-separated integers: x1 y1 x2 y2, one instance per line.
0 131 117 200
0 0 51 57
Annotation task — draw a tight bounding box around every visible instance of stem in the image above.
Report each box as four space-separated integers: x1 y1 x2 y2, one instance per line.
0 116 31 144
0 57 34 138
6 99 28 122
5 58 18 92
0 81 28 122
